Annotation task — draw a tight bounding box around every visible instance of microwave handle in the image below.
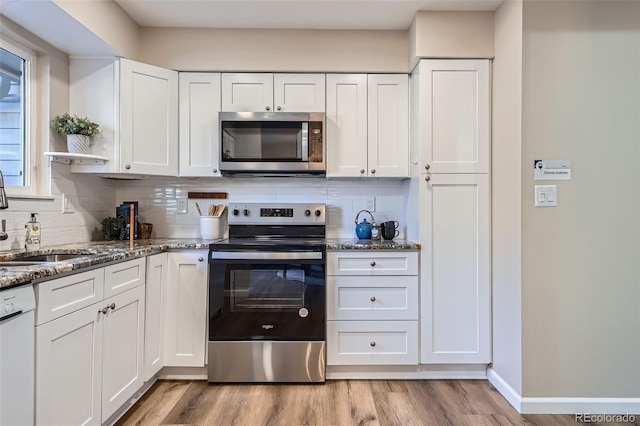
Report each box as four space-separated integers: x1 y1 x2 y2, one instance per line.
301 122 309 161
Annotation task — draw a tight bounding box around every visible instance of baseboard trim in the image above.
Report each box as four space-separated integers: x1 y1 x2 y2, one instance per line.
487 368 640 415
160 366 207 380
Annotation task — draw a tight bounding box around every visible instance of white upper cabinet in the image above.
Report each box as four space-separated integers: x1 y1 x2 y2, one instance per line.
221 73 325 112
367 74 409 177
326 74 368 177
69 57 179 176
327 74 409 178
416 60 490 174
179 73 222 177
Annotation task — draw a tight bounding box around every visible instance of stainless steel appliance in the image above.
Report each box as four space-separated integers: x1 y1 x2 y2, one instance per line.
208 202 326 383
219 112 325 176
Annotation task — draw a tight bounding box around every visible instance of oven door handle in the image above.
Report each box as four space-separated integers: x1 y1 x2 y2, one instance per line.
210 251 324 260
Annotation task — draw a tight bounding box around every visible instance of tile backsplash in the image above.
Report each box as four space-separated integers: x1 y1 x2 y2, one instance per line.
115 176 410 239
0 163 117 251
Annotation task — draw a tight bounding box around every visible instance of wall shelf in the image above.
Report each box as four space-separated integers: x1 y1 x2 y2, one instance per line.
44 152 109 165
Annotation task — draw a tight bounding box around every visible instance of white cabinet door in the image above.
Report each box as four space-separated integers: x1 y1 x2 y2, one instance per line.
35 303 103 426
418 60 490 174
367 74 409 177
144 253 167 381
326 74 368 177
179 73 222 177
221 73 273 111
420 174 490 364
273 74 325 112
120 58 179 176
103 257 146 299
165 251 208 367
101 285 146 422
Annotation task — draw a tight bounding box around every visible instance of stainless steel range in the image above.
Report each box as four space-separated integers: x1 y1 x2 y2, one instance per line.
207 202 326 383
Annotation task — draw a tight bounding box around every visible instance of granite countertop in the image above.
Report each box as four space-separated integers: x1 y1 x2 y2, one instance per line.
0 239 217 290
325 239 420 250
1 237 421 290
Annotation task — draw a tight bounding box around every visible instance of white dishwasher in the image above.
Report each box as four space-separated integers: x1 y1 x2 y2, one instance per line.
0 284 35 426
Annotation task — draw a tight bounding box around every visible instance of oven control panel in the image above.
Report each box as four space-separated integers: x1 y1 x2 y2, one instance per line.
228 203 325 225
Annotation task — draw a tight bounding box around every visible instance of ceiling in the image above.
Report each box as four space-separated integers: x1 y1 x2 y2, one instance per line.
114 0 503 31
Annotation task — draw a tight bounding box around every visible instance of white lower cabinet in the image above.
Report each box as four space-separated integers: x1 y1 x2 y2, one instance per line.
34 258 146 425
144 253 167 381
165 250 208 367
327 250 419 366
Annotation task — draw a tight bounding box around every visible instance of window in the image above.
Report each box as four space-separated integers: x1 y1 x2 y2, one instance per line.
0 37 35 193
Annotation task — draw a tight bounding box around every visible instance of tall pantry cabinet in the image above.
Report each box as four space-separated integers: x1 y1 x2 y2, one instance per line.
410 59 491 364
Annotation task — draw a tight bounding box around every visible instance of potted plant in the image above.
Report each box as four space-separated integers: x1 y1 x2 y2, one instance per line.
100 216 125 241
51 113 100 154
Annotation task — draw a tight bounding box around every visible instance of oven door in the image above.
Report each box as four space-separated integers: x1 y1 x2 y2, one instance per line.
208 251 325 341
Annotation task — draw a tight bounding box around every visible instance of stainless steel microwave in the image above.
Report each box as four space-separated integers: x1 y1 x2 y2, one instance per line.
219 112 325 176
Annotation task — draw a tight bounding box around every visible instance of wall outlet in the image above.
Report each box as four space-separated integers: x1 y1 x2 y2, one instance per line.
177 197 188 214
366 196 376 212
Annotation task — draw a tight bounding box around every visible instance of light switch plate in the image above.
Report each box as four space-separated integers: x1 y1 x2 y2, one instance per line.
177 198 188 214
366 196 376 212
535 185 557 207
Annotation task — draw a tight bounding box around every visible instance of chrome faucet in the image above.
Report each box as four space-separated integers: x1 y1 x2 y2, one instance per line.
0 170 8 240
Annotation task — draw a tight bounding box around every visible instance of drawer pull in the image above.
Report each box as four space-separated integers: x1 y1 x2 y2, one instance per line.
370 341 376 347
370 296 376 302
370 261 376 267
109 303 116 311
99 307 108 315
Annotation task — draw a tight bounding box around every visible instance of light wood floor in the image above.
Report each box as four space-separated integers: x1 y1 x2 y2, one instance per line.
116 379 638 426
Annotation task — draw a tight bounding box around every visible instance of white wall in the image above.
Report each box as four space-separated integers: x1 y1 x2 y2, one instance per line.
521 0 640 398
491 0 523 395
0 17 117 251
114 177 409 240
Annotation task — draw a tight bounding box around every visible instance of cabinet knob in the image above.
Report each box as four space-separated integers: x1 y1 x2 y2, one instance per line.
425 164 430 170
425 176 431 182
212 168 218 174
276 106 282 111
125 164 131 170
99 307 108 315
360 169 365 174
265 106 271 111
370 261 376 267
371 169 376 174
370 341 376 347
198 257 204 262
370 296 376 302
109 303 116 311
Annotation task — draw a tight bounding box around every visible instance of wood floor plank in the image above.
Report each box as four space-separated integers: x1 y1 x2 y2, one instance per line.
117 379 637 426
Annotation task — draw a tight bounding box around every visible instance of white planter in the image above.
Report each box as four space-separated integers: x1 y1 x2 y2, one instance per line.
66 134 91 154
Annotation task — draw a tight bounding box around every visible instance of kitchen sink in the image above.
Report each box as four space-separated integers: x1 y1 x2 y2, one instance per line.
0 253 92 266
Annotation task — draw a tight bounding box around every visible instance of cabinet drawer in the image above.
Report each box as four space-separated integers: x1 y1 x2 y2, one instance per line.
104 257 146 298
327 276 418 320
327 251 418 276
327 320 418 365
35 268 105 325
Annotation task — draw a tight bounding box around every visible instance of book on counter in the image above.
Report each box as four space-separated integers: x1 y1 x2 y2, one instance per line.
117 201 139 239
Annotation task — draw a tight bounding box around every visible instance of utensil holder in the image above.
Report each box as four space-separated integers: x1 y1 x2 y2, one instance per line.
200 216 221 239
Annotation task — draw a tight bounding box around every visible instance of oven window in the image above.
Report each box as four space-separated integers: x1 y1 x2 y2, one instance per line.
230 266 308 311
221 121 302 161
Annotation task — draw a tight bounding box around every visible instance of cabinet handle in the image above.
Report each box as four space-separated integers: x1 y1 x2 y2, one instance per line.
360 169 365 174
370 296 376 302
265 106 271 111
125 164 131 170
99 307 108 314
371 169 376 174
198 257 204 262
276 106 282 111
425 164 430 170
109 303 116 311
425 176 431 182
370 341 376 347
212 168 218 174
370 261 376 267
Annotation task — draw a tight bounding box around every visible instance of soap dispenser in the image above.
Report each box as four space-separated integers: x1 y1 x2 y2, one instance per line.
25 213 41 250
